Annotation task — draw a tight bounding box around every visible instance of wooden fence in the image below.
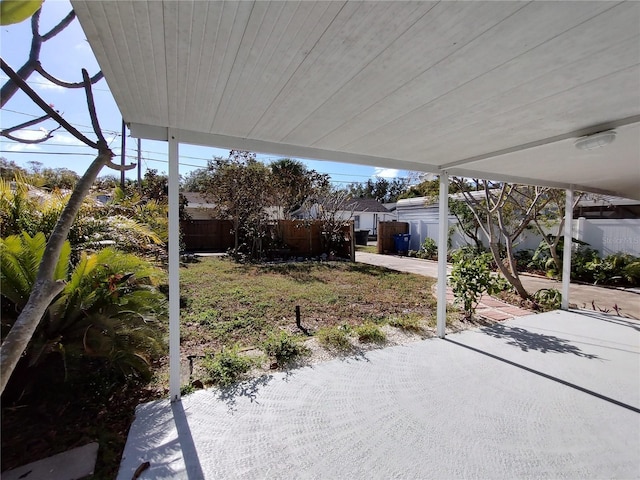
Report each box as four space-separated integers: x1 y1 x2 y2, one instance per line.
377 221 409 254
181 219 355 260
180 219 234 251
273 220 354 260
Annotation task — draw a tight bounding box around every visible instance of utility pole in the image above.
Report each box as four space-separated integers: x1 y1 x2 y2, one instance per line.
137 137 142 193
120 119 126 189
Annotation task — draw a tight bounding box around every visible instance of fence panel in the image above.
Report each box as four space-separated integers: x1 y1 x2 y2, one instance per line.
377 221 409 253
180 219 234 251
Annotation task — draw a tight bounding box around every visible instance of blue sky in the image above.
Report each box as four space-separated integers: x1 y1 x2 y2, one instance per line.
0 0 412 187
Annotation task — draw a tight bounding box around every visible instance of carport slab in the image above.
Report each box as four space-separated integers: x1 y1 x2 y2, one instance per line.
118 311 639 479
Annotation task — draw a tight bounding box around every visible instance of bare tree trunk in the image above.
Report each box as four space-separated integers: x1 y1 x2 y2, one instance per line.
488 241 529 299
0 151 112 394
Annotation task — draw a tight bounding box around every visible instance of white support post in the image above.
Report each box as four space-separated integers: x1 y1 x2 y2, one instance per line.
561 189 574 310
168 131 181 401
436 173 449 338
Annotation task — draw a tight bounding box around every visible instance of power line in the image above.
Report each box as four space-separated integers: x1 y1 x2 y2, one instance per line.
0 76 111 93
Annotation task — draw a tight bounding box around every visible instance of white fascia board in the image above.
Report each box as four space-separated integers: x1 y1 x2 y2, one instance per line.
128 123 438 173
443 167 626 199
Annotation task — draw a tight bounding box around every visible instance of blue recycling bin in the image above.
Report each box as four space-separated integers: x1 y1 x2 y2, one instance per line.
393 233 411 253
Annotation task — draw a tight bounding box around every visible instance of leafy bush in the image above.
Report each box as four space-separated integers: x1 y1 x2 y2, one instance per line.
532 288 562 310
514 249 535 270
418 237 438 260
585 253 638 286
354 323 386 343
262 331 309 364
1 233 166 389
202 347 254 387
449 247 510 319
623 261 640 284
316 325 352 351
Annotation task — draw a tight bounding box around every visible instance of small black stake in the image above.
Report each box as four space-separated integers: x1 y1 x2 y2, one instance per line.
295 305 310 336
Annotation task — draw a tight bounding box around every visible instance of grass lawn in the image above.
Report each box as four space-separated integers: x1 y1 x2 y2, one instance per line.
179 257 439 358
355 244 378 253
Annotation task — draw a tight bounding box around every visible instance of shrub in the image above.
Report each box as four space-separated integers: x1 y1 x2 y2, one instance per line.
388 313 422 332
202 347 253 387
623 261 640 285
418 237 438 260
449 247 510 319
354 323 386 343
262 331 309 364
1 233 166 388
316 325 352 351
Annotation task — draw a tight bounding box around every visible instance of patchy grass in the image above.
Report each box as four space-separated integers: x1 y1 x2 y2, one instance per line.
354 323 387 343
202 347 255 387
388 313 424 332
262 331 310 365
316 325 353 351
180 257 437 356
356 245 378 253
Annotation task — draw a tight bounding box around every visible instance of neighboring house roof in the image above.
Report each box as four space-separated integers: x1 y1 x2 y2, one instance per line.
396 190 487 209
343 198 392 213
576 194 640 207
182 192 210 206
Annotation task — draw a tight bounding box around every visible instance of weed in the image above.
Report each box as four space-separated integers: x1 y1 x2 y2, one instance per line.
262 331 310 364
533 288 561 310
202 347 254 387
389 313 423 332
196 308 221 327
354 323 386 343
316 325 352 351
180 384 196 396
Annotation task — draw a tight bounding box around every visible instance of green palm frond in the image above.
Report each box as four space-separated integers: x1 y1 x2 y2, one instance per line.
0 232 70 309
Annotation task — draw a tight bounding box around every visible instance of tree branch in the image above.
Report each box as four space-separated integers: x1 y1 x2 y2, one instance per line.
2 126 60 144
36 62 103 89
41 10 76 41
82 69 106 146
1 113 51 133
1 58 99 149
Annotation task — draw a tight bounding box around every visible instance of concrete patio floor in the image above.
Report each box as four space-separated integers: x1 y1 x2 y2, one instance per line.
118 310 639 479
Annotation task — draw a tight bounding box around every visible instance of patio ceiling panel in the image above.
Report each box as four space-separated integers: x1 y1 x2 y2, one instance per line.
354 5 640 160
303 1 615 152
281 1 523 148
71 0 640 199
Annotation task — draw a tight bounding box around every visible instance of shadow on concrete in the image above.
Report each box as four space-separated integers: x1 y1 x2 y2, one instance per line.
479 323 599 358
444 338 640 414
171 401 206 480
218 375 274 412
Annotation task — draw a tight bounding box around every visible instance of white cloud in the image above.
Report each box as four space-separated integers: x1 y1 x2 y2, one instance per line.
8 143 40 152
373 167 399 179
32 73 66 92
53 133 87 146
8 129 49 142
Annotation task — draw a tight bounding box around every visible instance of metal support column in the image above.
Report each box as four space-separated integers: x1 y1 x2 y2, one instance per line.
561 189 574 310
168 130 181 401
436 173 449 338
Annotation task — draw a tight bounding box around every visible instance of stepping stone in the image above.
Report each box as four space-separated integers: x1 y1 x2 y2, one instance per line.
2 442 99 480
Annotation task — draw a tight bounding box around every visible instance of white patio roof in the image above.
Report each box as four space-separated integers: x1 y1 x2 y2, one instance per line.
71 0 640 199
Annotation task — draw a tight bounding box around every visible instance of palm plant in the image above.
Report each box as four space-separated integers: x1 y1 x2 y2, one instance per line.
1 233 166 391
